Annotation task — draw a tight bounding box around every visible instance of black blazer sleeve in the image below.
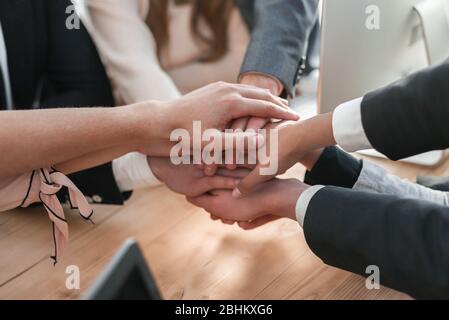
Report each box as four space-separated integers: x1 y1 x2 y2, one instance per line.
304 186 449 299
361 58 449 160
41 0 128 205
237 0 319 97
40 0 114 108
304 146 362 188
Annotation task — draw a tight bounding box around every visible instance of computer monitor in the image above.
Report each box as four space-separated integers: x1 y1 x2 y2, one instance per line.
83 239 162 300
318 0 449 165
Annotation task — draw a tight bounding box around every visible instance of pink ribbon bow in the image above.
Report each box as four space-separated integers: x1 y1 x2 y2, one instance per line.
31 168 94 265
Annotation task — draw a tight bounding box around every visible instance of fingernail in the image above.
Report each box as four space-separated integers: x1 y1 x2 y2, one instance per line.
232 188 242 198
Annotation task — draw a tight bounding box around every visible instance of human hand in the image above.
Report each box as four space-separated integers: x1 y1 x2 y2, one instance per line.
232 73 285 131
187 178 308 226
208 74 285 175
148 157 248 198
134 81 298 157
233 113 335 198
166 81 295 137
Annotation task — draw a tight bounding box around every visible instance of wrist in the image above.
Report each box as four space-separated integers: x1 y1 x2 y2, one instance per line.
113 106 144 152
299 149 325 171
147 157 165 182
129 101 174 156
239 72 284 96
293 112 336 157
270 179 309 220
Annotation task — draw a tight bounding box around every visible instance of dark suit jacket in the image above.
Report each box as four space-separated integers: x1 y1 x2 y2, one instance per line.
362 58 449 160
236 0 319 97
303 59 449 299
0 0 127 205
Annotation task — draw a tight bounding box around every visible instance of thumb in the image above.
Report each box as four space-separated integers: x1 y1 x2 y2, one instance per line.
232 165 273 198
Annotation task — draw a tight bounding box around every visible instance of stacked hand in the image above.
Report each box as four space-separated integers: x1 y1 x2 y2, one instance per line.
134 81 298 157
183 112 335 229
230 73 284 131
148 157 244 198
201 74 286 175
140 80 334 230
187 178 308 229
234 113 335 198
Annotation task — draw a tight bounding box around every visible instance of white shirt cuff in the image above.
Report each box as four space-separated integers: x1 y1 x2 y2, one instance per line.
112 152 161 192
332 97 372 152
295 185 325 227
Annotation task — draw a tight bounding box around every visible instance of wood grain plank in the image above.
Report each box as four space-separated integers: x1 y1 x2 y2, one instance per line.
0 203 122 287
0 155 447 299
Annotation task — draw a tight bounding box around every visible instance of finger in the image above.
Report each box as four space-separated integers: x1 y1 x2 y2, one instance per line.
218 163 256 170
220 131 265 153
196 163 205 170
237 86 289 109
238 215 281 230
246 117 269 131
217 162 238 170
204 164 217 176
279 97 290 105
216 168 250 179
222 146 238 170
221 219 235 225
201 130 264 155
232 98 299 121
186 195 211 208
232 166 274 198
203 175 238 190
209 189 228 196
230 117 249 131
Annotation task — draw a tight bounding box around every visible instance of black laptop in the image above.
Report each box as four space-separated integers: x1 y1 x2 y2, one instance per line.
83 238 162 300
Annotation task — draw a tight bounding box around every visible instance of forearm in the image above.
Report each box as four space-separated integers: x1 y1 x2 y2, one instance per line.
0 106 145 178
269 179 309 221
54 145 132 175
292 112 336 158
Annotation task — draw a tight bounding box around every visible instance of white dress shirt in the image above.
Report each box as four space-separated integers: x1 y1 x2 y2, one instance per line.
74 0 250 193
112 153 161 192
295 98 449 227
78 0 249 103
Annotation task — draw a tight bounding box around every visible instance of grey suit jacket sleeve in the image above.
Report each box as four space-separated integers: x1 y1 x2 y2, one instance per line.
304 186 449 299
238 0 319 97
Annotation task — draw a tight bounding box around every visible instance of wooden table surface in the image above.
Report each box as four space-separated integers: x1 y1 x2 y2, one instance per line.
2 152 448 300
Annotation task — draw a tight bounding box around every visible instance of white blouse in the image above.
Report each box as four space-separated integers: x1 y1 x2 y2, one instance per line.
77 0 250 104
